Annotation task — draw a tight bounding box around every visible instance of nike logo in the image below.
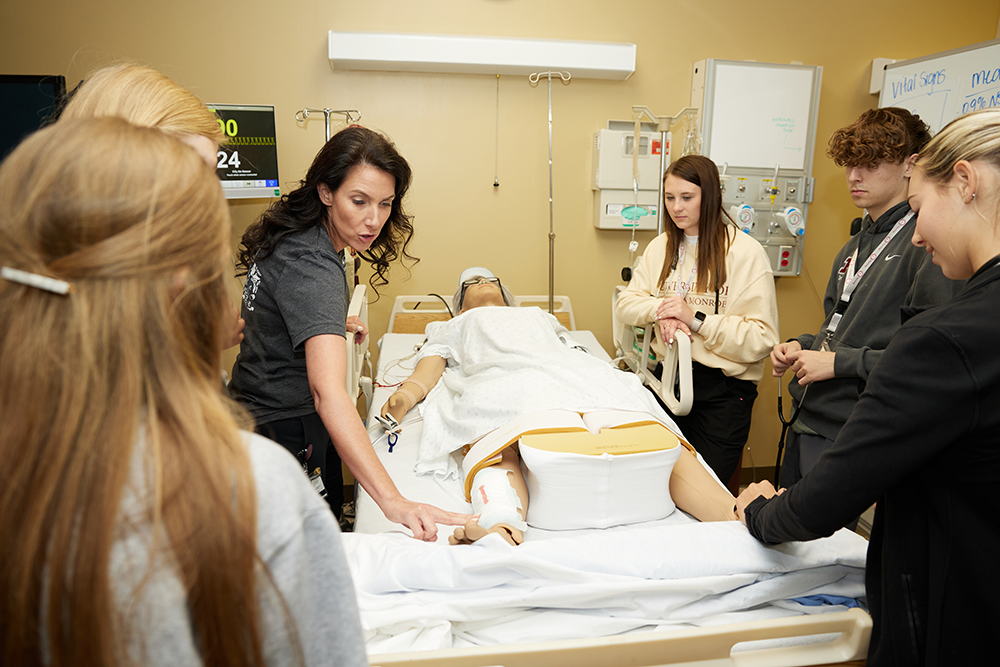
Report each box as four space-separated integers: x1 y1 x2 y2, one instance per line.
885 254 901 261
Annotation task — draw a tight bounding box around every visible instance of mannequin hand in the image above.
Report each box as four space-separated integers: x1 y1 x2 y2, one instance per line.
658 317 692 346
735 481 784 526
346 315 368 344
380 394 408 425
656 295 694 327
770 341 803 377
449 519 524 546
381 496 473 542
786 349 835 385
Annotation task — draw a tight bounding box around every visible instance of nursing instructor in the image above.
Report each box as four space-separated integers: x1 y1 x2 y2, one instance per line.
230 126 469 540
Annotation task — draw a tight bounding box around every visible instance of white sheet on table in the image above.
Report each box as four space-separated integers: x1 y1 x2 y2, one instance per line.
415 307 680 479
343 519 868 653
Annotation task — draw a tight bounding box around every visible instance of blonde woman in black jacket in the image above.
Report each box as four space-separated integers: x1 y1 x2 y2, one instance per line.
738 107 1000 667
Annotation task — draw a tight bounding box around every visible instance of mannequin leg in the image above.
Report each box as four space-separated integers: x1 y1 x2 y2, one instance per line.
451 447 529 545
670 448 738 522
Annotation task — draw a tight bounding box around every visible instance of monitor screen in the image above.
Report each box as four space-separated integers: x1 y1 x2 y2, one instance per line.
0 74 66 160
206 103 280 199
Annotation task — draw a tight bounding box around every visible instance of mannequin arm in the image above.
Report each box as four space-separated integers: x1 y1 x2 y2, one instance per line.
670 448 738 522
380 355 446 423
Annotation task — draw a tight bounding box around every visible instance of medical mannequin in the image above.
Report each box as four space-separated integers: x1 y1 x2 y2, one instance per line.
381 272 738 546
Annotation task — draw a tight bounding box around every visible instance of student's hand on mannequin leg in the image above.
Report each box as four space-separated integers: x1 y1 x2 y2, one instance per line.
735 481 784 526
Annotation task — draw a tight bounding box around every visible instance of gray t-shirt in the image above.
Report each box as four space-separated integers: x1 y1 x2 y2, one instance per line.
231 226 349 424
110 432 368 666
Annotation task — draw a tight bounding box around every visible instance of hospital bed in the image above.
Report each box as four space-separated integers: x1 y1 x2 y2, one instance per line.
341 289 871 667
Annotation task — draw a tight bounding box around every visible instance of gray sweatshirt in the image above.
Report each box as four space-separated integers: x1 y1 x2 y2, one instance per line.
108 432 368 666
790 201 962 440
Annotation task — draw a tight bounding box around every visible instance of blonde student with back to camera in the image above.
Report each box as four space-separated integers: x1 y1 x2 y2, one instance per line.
0 118 367 667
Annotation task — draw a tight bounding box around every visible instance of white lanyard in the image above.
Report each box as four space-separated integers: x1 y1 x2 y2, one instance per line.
822 210 915 348
671 242 698 300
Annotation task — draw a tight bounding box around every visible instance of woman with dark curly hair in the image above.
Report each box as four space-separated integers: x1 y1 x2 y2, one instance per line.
231 126 470 540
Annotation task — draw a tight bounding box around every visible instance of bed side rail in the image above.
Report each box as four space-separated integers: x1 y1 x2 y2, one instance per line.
369 608 871 667
612 286 693 416
346 283 372 412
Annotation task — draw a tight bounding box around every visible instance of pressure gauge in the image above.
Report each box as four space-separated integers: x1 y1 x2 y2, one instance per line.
729 204 756 234
777 206 805 236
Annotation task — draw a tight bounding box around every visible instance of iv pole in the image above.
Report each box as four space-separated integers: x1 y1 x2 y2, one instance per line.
295 107 362 142
529 70 571 315
630 105 698 234
295 107 363 288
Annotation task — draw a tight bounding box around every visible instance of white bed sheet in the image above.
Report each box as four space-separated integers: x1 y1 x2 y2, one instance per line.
348 332 869 654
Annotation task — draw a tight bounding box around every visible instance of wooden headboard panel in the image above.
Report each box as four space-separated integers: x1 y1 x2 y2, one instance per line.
388 294 575 334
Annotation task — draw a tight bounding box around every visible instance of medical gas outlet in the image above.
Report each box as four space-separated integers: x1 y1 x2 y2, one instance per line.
730 204 756 234
716 173 813 276
777 207 805 236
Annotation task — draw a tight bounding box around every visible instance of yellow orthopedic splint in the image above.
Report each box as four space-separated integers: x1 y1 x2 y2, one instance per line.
461 409 692 502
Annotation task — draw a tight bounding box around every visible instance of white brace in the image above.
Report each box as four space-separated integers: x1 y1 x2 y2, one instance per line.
470 467 527 531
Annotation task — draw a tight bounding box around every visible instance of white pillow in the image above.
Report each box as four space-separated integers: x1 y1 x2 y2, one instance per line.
519 443 681 530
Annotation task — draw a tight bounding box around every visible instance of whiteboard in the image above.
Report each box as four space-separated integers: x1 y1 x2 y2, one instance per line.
879 38 1000 134
704 61 820 171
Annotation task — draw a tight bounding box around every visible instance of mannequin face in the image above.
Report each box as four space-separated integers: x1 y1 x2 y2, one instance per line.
460 276 506 313
664 174 701 236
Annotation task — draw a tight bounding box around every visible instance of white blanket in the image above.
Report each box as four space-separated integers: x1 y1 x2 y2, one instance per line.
415 307 679 479
343 517 868 654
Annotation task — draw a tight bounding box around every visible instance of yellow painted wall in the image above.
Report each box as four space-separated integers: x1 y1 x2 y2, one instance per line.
3 1 998 476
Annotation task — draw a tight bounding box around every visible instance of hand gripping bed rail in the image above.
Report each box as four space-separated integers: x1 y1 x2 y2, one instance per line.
368 607 871 667
610 285 692 416
639 322 693 417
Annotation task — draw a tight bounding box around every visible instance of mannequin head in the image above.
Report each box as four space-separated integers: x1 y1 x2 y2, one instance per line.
452 267 514 313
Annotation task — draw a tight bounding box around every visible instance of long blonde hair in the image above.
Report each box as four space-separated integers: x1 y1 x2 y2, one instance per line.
60 62 225 143
0 119 275 666
918 108 1000 185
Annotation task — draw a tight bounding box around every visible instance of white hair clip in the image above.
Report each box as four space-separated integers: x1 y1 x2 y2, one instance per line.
1 266 74 295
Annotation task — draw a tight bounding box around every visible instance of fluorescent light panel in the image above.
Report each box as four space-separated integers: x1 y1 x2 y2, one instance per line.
328 31 636 81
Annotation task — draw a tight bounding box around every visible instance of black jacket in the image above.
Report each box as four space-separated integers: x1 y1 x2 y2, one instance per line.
747 257 1000 666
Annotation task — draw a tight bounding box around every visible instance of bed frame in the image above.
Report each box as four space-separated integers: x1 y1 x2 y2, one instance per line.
369 608 871 667
350 290 870 667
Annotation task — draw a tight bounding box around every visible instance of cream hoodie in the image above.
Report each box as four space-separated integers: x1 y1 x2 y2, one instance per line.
615 227 779 383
